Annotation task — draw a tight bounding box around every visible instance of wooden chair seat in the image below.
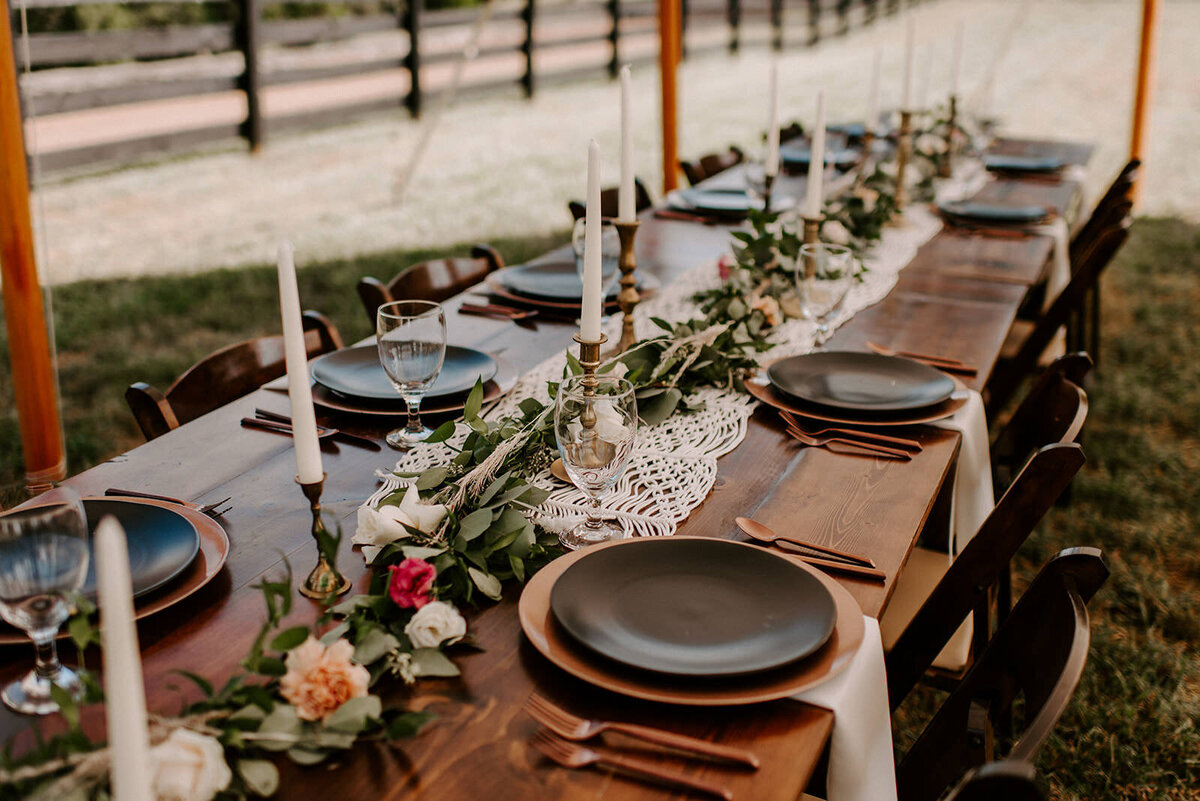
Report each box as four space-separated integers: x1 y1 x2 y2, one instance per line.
567 178 653 221
680 146 745 186
125 310 342 441
881 547 972 671
356 244 504 326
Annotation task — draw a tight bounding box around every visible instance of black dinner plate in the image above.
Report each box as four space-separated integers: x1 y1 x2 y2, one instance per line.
498 260 619 302
780 145 860 169
549 538 837 677
983 154 1065 174
82 499 200 599
311 345 497 402
937 200 1050 225
767 351 956 412
672 187 761 215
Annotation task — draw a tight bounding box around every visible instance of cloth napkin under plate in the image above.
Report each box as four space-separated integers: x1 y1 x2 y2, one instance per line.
794 618 896 801
880 390 994 670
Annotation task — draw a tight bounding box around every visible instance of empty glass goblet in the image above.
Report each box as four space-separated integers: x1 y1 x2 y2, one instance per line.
0 488 89 715
377 300 447 450
571 217 622 298
554 375 638 550
796 243 855 345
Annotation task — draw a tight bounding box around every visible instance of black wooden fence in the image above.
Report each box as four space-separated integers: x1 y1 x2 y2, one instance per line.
13 0 909 171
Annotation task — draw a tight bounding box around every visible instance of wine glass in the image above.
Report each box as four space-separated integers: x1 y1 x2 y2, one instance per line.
377 300 447 450
0 488 89 715
553 375 638 550
795 243 855 345
571 218 622 298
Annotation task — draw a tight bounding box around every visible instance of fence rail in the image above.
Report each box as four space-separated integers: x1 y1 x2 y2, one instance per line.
13 0 908 171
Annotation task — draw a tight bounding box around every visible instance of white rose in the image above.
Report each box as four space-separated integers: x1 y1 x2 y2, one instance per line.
149 729 232 801
916 133 947 155
822 220 853 246
404 601 467 649
353 485 447 563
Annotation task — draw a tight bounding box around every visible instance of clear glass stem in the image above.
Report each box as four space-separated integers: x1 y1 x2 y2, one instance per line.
33 636 62 681
404 395 424 435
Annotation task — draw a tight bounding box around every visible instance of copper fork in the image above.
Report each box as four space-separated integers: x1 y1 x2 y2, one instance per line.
104 488 232 518
530 729 734 800
524 693 758 769
786 428 912 461
780 411 922 453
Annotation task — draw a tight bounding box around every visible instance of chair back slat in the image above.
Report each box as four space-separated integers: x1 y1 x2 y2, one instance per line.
356 244 504 325
897 549 1109 801
1069 159 1138 265
944 761 1046 801
568 178 653 220
680 147 745 186
887 443 1087 709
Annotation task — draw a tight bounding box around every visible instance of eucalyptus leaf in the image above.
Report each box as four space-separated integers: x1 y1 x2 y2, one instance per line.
269 625 311 653
411 648 461 678
238 759 280 797
353 629 401 666
638 388 683 427
464 379 485 421
401 544 447 561
287 746 329 765
256 704 302 752
324 695 382 733
424 420 458 444
467 566 503 600
476 470 513 506
457 508 493 542
415 466 450 490
387 710 437 740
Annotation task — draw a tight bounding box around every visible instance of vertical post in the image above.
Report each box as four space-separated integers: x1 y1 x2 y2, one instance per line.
728 0 740 53
608 0 620 79
1129 0 1159 208
770 0 782 50
659 0 680 193
0 0 66 493
521 0 535 98
403 0 422 117
679 0 688 59
807 0 819 46
234 0 263 152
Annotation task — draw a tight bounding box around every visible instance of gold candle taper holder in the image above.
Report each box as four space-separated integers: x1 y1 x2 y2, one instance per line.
939 94 958 179
894 109 914 216
801 214 823 247
573 332 608 429
297 474 351 600
614 220 641 353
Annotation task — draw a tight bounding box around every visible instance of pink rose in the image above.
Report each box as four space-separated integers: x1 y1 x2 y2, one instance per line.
387 557 437 609
717 253 736 281
279 637 370 722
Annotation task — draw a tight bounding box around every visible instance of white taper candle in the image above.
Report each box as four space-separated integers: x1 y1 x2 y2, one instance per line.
950 21 964 96
805 91 826 218
866 48 882 136
765 62 780 177
97 516 153 801
902 18 915 110
618 65 635 223
580 140 603 341
276 242 324 485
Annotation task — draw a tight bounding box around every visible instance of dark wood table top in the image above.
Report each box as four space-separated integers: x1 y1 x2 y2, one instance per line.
0 138 1090 800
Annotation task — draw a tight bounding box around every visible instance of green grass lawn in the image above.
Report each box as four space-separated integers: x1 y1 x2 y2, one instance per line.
1 219 1198 798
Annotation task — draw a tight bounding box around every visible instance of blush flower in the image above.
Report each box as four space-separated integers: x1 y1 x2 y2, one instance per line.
387 557 437 609
750 294 782 327
149 728 232 801
279 637 370 723
717 253 737 281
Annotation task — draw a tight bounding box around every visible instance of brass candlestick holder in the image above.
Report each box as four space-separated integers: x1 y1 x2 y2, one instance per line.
573 332 608 428
938 94 958 179
297 474 351 600
894 109 914 216
614 220 641 353
801 214 823 247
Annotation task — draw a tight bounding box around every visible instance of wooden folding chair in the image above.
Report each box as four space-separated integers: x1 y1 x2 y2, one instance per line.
567 178 653 221
125 310 342 441
941 760 1046 801
883 442 1087 708
679 146 745 186
356 244 504 326
986 212 1131 418
895 548 1109 801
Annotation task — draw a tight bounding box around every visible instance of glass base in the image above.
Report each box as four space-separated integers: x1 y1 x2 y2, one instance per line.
559 517 628 551
386 425 434 450
3 664 82 716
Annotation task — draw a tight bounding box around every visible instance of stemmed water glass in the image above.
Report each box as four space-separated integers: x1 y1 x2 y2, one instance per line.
377 300 447 450
553 375 638 550
571 218 622 297
0 487 89 715
795 243 855 346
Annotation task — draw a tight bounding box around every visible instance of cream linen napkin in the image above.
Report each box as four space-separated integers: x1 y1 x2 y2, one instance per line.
793 618 896 801
880 390 994 670
1032 216 1071 359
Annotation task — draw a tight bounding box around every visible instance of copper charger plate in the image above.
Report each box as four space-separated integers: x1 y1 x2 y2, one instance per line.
309 356 518 418
518 537 865 705
0 497 230 646
483 272 658 314
747 374 969 428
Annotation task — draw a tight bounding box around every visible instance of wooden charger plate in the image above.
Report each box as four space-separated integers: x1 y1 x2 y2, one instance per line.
747 374 969 428
519 537 865 705
0 497 230 646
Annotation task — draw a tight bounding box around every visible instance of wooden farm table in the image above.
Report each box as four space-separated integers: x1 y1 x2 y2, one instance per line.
0 138 1092 801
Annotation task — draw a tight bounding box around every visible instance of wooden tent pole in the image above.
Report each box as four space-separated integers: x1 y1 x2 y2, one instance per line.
658 0 680 193
1129 0 1159 208
0 0 66 494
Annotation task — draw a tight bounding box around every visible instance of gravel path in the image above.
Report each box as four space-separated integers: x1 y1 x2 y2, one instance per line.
29 0 1199 285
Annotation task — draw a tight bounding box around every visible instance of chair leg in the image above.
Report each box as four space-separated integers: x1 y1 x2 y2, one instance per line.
1089 283 1102 368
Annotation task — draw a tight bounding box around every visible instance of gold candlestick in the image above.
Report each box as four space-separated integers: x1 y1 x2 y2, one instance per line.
801 214 823 247
297 474 351 600
938 94 958 179
894 109 914 216
613 220 641 353
573 332 608 429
